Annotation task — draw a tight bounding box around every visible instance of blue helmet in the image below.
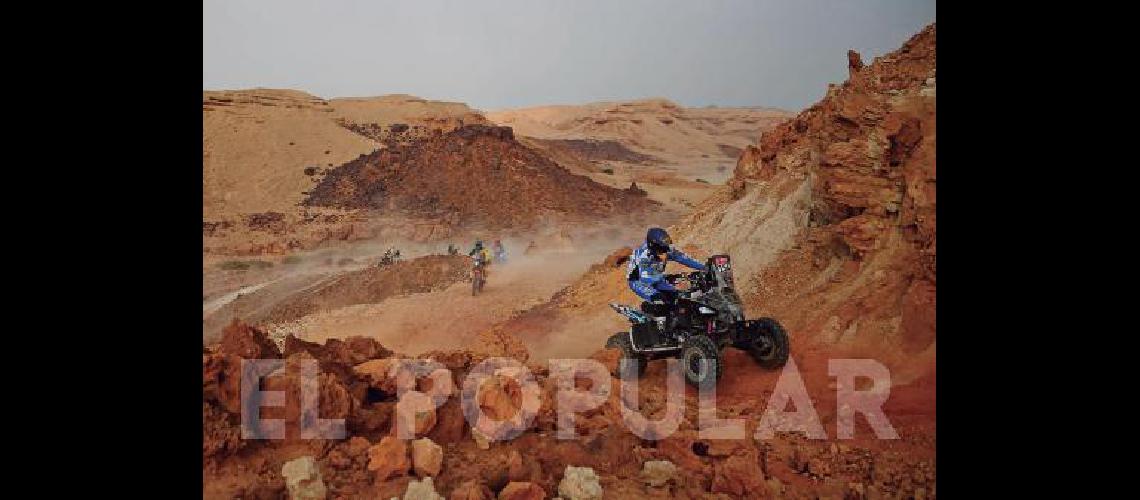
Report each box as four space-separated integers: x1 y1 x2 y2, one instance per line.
646 227 672 254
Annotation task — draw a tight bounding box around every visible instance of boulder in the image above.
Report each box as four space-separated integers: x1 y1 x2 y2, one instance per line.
281 456 327 500
368 436 411 481
557 466 602 500
355 358 401 395
395 391 438 437
640 460 677 487
711 452 766 497
411 438 444 477
404 476 444 500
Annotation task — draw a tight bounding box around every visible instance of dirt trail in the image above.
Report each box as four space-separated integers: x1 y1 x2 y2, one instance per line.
264 249 613 355
203 272 341 344
203 217 665 349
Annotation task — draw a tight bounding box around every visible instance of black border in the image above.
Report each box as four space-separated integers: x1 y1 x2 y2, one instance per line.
53 1 1054 496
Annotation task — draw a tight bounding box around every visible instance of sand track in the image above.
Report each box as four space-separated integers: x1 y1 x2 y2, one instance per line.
264 249 613 356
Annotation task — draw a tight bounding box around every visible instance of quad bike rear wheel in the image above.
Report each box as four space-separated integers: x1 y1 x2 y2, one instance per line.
742 317 789 369
606 333 646 377
681 335 722 388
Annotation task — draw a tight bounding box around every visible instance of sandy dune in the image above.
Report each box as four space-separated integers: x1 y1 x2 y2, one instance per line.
488 99 792 213
487 98 791 166
203 90 488 221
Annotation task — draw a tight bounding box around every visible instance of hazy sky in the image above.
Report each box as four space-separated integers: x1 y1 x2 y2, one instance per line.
203 0 935 112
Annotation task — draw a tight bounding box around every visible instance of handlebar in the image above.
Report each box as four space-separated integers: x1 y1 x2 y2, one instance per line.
665 271 706 289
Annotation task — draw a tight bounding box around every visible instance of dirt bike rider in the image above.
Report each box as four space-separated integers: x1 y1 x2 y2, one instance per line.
492 239 507 264
380 247 399 265
627 227 707 332
468 240 494 278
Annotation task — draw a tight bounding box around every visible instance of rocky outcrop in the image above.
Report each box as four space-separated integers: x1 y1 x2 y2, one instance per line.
748 25 936 251
204 309 935 500
203 320 283 416
304 124 655 229
260 352 356 441
847 49 864 77
217 318 281 359
731 144 770 189
676 24 937 366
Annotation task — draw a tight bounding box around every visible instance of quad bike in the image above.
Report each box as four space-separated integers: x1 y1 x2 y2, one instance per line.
471 258 487 296
606 254 789 388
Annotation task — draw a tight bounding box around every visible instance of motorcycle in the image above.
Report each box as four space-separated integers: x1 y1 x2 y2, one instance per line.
380 249 402 266
606 254 790 388
471 257 487 296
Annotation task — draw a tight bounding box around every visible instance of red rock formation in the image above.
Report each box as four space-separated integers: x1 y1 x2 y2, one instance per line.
260 352 356 442
847 49 864 78
305 124 655 229
731 23 935 275
217 318 280 359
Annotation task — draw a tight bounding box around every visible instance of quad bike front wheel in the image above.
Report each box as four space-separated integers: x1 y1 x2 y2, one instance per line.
681 335 722 389
742 317 789 369
606 333 646 377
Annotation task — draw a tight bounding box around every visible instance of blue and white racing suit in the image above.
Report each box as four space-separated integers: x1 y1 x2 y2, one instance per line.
626 242 707 303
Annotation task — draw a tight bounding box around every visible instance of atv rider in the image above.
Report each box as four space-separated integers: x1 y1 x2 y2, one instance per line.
627 227 707 331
